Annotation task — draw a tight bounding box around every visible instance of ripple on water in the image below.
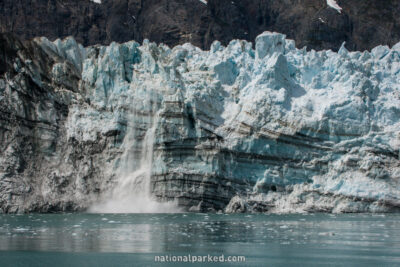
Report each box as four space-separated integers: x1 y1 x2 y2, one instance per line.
0 213 399 266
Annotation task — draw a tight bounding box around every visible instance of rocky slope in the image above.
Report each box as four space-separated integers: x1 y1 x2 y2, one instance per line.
1 0 399 52
0 32 399 213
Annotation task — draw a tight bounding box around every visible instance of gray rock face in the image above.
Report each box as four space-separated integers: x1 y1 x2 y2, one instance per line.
0 0 399 51
0 32 399 214
0 34 117 213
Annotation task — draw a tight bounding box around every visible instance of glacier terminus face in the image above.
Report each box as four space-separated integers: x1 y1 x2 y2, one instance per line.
0 32 399 213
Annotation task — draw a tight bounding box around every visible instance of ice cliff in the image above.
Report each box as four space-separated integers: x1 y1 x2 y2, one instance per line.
0 31 399 213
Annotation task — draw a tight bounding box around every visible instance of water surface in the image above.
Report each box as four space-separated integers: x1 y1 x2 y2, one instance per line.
0 213 399 266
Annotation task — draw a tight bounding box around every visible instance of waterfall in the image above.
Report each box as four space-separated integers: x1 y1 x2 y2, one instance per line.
89 89 179 213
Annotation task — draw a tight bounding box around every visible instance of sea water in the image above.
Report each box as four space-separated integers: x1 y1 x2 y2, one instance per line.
0 213 399 266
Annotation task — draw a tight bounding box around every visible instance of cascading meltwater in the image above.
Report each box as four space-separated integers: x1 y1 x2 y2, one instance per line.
89 89 179 213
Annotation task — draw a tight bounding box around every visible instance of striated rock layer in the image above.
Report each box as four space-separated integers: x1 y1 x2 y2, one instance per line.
0 32 399 213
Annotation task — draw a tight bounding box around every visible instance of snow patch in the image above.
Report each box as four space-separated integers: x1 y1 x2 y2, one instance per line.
91 0 101 4
198 0 207 5
327 0 342 13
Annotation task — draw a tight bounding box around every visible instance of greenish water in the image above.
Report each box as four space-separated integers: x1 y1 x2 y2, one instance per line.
0 213 399 266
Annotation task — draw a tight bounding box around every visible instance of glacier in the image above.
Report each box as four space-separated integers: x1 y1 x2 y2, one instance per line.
0 31 399 213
